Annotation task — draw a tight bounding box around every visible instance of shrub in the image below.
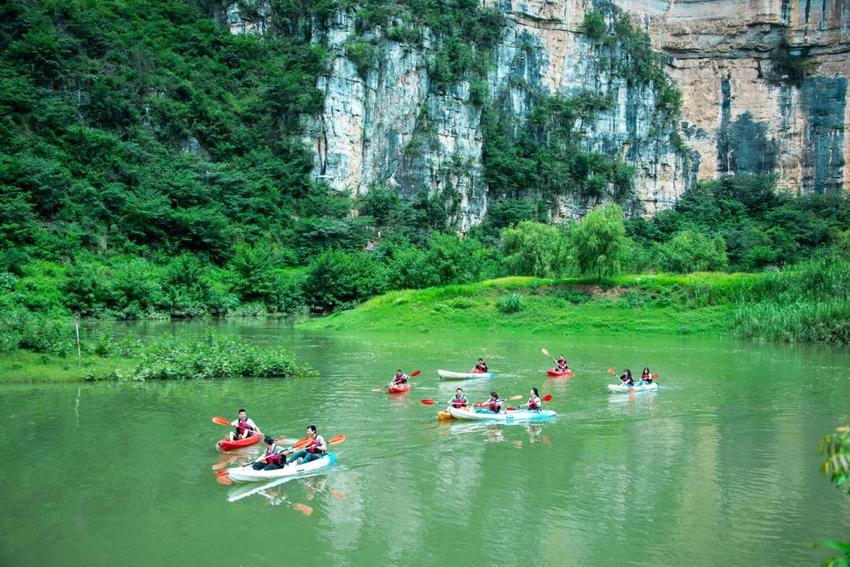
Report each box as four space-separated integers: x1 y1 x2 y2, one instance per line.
133 333 318 380
497 292 523 314
581 11 607 40
660 231 728 273
500 221 571 278
572 204 626 279
302 249 387 312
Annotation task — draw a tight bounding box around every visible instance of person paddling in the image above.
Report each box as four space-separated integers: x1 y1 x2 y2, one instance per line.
448 387 469 409
252 436 287 471
526 387 542 412
473 358 488 374
485 391 502 413
619 369 634 387
553 356 569 372
640 367 653 385
228 409 261 442
390 369 409 387
285 425 327 465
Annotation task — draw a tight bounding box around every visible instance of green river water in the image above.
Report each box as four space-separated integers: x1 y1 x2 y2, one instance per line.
1 322 850 566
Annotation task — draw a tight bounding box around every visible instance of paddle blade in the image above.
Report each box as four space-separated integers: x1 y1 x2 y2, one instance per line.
372 388 383 392
508 395 523 401
543 394 553 402
293 503 314 516
212 416 230 427
332 491 347 500
421 399 437 405
652 373 659 379
327 434 346 445
410 370 421 377
607 368 615 376
506 407 516 411
291 436 311 450
216 473 232 486
541 348 550 357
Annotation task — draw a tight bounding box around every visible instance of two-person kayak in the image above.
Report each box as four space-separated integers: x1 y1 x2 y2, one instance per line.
447 407 556 422
607 382 659 393
227 453 337 482
437 369 494 380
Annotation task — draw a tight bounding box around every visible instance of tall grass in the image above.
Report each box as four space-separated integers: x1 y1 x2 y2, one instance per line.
733 258 850 343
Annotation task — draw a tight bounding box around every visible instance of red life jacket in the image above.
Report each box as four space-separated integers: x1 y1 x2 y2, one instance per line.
528 396 540 410
394 375 408 385
265 448 283 466
305 438 322 454
488 400 501 413
237 419 254 435
451 397 466 408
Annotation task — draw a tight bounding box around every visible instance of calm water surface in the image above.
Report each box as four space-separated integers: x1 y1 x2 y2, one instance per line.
1 322 849 566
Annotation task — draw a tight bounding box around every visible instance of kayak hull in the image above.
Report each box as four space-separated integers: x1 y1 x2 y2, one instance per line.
437 369 493 380
227 453 337 482
547 370 573 378
217 432 262 452
448 407 557 422
607 382 658 393
387 383 411 394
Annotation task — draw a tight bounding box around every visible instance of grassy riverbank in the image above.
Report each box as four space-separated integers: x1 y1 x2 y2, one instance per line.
302 260 850 343
300 273 753 335
0 333 316 384
0 351 140 384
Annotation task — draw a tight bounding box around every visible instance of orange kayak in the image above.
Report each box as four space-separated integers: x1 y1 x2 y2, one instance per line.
217 431 262 451
388 383 411 394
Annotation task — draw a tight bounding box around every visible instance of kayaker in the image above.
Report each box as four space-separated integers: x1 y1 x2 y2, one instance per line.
553 356 569 371
485 391 502 413
252 436 287 471
285 425 327 465
228 409 261 442
619 369 634 387
448 387 469 408
390 369 409 386
473 358 488 373
526 387 542 412
640 367 653 384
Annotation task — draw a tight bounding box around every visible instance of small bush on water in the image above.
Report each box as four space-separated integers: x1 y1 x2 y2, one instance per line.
132 333 317 380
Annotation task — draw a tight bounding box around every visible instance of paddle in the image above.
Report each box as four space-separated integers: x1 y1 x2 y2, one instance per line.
516 394 553 409
373 370 421 392
474 395 523 408
212 416 230 426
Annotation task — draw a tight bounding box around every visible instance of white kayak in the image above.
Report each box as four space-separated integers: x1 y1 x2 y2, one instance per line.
607 382 658 393
227 453 336 483
438 369 494 380
448 407 556 422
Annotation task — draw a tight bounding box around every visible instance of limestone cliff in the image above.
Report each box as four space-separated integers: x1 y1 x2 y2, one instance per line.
615 0 849 196
226 0 848 229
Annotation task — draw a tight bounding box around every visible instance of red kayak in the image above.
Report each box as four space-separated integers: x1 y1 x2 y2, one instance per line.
388 383 411 394
547 369 573 378
217 431 262 451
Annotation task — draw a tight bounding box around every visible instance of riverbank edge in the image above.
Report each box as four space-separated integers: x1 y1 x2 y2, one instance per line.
298 273 758 334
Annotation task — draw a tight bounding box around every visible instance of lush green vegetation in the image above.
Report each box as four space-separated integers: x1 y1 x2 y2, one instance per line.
133 332 317 380
3 2 850 354
816 425 850 565
0 328 315 383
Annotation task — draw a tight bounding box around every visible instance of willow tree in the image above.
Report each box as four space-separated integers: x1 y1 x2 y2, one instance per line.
572 204 626 280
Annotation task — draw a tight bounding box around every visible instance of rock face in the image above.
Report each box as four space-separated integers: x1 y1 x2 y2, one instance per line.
615 0 849 195
227 0 849 228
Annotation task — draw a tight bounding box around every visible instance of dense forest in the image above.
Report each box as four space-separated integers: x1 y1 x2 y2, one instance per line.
2 1 850 348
